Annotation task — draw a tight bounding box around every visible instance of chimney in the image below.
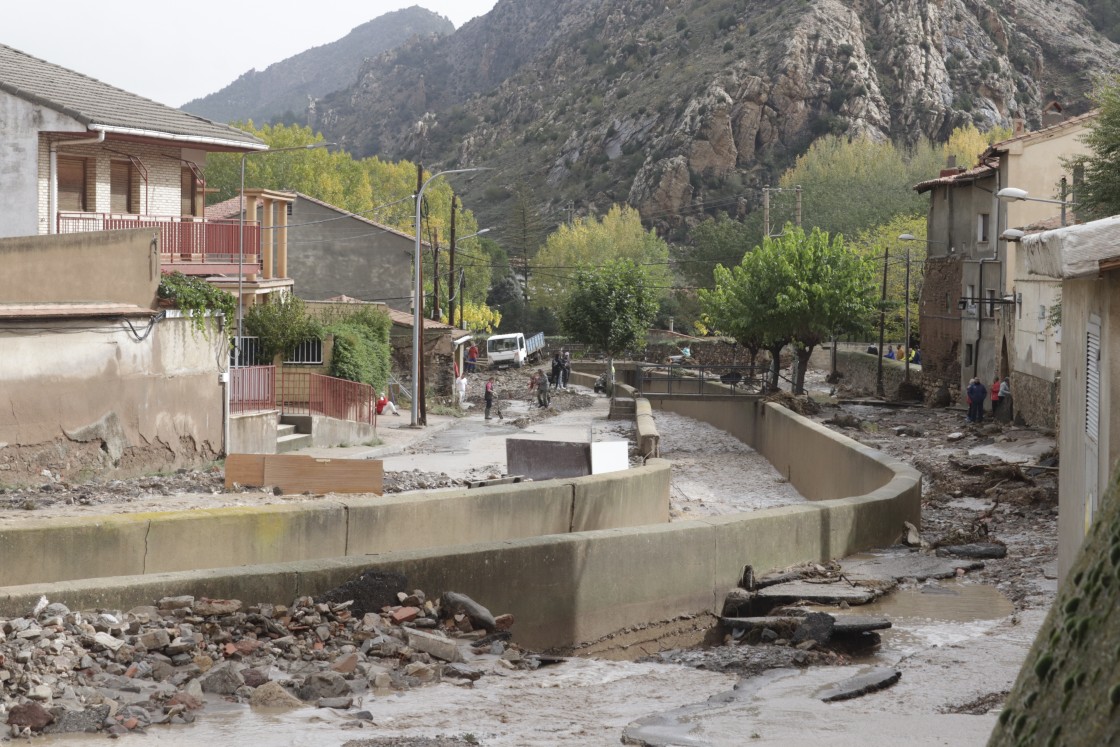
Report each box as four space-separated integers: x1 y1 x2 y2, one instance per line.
1013 118 1026 136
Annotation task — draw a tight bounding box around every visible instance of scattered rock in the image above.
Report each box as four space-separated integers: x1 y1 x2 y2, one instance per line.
7 702 53 731
249 681 304 709
439 592 497 632
819 667 901 702
298 671 351 702
935 543 1008 559
198 661 245 695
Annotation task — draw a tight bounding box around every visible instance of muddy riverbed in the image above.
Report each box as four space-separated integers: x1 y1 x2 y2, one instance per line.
1 370 1059 745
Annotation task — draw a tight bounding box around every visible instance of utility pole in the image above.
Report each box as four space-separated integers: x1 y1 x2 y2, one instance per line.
904 243 911 384
795 185 802 228
416 163 426 426
448 196 457 330
876 247 889 398
431 228 440 321
763 186 770 238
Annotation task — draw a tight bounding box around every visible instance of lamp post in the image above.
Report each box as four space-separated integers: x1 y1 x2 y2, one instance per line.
411 168 490 427
236 142 334 365
996 186 1075 227
449 227 491 329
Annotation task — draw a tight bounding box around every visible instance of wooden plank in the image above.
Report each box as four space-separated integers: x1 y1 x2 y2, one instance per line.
224 454 265 490
262 454 383 495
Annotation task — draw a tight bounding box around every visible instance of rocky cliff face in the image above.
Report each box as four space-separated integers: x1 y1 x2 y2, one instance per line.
182 6 453 126
314 0 1117 231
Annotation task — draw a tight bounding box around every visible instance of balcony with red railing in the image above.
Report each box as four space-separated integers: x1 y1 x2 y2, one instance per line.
57 212 261 275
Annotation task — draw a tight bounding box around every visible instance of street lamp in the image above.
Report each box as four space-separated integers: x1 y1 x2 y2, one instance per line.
996 186 1076 227
411 168 490 427
449 227 492 329
236 142 334 364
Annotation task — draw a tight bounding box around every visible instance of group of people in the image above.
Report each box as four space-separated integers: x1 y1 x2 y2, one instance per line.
966 376 1012 423
551 350 572 390
883 344 921 365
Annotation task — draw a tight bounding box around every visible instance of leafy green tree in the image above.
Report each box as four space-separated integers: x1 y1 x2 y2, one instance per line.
559 259 660 388
852 215 928 347
1069 75 1120 220
531 205 672 308
700 226 876 393
244 294 321 364
680 212 758 288
317 304 392 393
778 135 940 241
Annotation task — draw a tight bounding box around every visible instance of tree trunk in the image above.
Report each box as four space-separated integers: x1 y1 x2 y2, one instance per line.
794 345 814 394
766 343 785 392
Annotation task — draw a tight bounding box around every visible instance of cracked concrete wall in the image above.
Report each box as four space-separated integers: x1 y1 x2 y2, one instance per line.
0 315 224 485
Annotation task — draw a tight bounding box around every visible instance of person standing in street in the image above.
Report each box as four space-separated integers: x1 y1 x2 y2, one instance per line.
561 351 571 389
551 352 564 391
456 375 468 408
466 342 479 374
966 377 987 423
484 376 495 420
991 376 1001 418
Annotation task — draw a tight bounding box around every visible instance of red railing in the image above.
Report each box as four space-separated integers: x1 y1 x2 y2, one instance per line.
57 212 261 265
279 371 377 425
230 365 276 414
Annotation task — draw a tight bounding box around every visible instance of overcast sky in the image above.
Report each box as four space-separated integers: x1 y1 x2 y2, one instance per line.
6 1 498 108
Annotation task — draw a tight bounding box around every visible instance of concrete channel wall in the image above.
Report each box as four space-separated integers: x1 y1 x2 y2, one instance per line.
0 462 670 588
0 395 920 651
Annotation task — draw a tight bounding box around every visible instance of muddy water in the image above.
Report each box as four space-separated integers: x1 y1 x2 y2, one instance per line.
623 581 1022 747
854 581 1015 657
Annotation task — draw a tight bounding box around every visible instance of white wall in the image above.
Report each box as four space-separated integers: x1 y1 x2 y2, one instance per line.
0 91 83 237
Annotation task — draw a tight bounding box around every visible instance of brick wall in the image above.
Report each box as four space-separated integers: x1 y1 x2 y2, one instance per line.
919 256 964 404
37 138 193 231
1010 370 1058 430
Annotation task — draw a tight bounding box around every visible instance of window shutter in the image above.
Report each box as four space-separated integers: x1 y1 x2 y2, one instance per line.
57 158 86 212
110 161 133 213
1086 320 1101 443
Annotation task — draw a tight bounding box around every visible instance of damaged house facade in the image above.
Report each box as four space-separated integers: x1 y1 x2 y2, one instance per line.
915 110 1093 423
0 44 267 482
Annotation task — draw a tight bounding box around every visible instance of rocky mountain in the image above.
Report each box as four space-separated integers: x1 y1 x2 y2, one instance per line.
312 0 1118 233
182 6 453 126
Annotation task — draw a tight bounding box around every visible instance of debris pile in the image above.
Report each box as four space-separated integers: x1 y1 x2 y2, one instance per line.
1 577 540 738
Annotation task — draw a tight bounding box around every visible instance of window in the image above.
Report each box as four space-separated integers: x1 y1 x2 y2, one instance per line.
964 343 974 368
977 213 990 243
285 338 323 365
110 161 136 214
57 157 87 212
964 284 976 313
985 289 997 318
231 336 260 367
181 167 199 217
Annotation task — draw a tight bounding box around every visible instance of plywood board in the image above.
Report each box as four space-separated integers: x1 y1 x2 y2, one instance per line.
507 439 591 480
224 454 265 490
226 454 382 495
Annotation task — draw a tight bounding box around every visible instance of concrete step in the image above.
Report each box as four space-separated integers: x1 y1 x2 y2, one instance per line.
277 423 297 438
276 432 312 453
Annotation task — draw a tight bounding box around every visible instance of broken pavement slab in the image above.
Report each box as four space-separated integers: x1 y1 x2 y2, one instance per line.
839 552 984 584
819 666 901 702
755 580 880 606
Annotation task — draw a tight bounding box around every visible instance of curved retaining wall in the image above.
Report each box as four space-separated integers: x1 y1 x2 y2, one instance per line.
0 397 919 650
0 461 670 588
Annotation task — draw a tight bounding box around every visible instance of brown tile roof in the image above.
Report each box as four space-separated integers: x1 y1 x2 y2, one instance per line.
985 110 1098 154
0 44 264 151
913 159 998 194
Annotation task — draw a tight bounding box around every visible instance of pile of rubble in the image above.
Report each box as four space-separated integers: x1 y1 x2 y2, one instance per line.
0 468 232 512
2 576 540 738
